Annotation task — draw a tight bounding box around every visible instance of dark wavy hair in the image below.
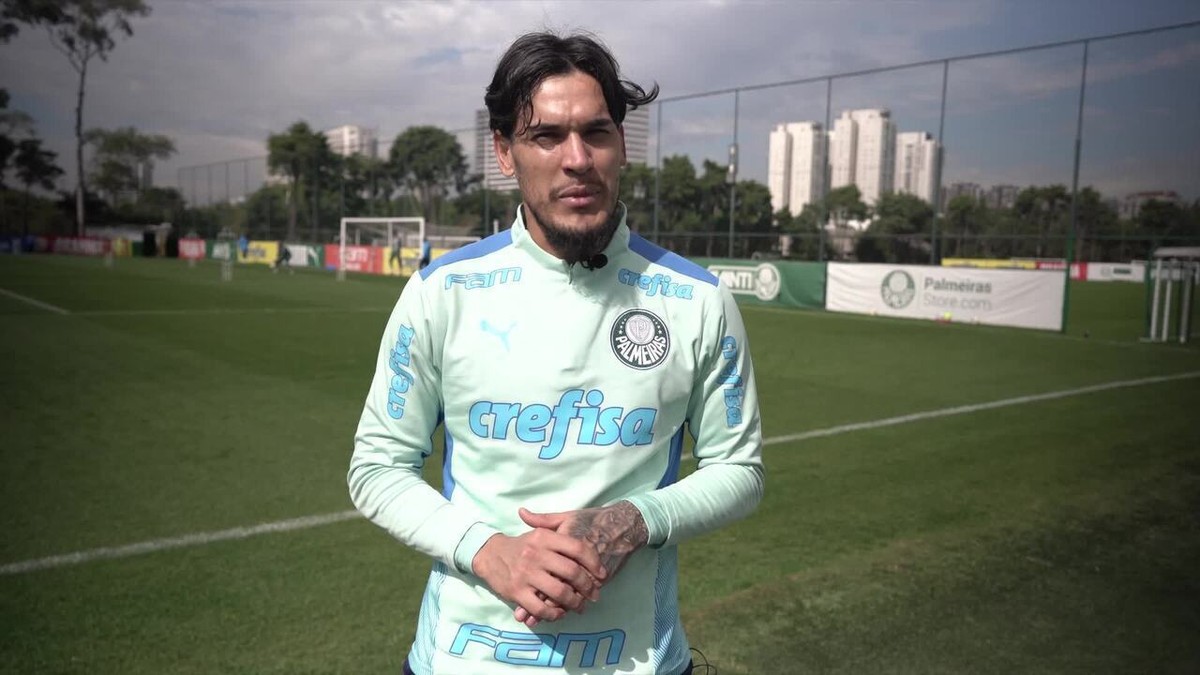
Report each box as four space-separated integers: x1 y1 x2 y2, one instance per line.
485 31 659 139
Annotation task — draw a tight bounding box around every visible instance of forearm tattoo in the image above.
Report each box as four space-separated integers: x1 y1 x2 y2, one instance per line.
569 501 649 575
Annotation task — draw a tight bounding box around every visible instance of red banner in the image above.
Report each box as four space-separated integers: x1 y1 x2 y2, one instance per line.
43 236 111 256
179 238 206 260
1034 260 1087 280
324 244 381 274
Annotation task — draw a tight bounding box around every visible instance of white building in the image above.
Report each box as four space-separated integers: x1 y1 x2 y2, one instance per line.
324 125 378 158
475 109 519 192
767 121 827 216
623 106 651 166
828 109 895 206
829 118 856 193
1120 190 1181 219
894 131 941 206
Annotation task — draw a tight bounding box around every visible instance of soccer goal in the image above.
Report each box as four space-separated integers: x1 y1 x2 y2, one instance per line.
338 216 425 281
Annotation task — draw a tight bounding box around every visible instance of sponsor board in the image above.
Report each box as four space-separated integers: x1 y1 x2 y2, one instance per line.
827 262 1065 331
179 238 206 260
38 236 111 256
324 244 381 274
1087 262 1144 283
707 263 782 301
241 241 279 265
942 258 1037 270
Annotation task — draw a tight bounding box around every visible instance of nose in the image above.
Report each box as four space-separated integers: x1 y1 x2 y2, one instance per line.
561 132 593 174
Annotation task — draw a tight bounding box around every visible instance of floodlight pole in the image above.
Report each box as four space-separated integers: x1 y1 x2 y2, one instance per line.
728 90 739 259
820 77 832 263
1062 40 1090 333
653 102 662 244
930 59 949 265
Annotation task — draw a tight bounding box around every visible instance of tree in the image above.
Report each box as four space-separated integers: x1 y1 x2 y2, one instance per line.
83 126 175 206
7 0 151 234
856 192 934 263
942 194 988 258
825 185 869 228
13 137 62 234
1136 200 1189 240
657 155 700 234
0 88 34 189
1 0 66 44
616 163 654 233
1071 187 1117 262
267 121 336 240
779 202 832 260
1013 185 1069 257
387 126 469 224
340 152 390 218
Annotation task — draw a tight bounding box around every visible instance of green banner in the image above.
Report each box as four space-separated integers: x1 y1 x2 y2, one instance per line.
208 240 234 261
694 258 827 310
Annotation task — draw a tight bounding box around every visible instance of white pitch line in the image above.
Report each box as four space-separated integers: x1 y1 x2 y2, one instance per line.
3 369 1198 577
0 287 70 314
764 370 1200 446
0 510 360 576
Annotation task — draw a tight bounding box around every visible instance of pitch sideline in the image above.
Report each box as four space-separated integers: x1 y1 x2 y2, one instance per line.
3 369 1198 577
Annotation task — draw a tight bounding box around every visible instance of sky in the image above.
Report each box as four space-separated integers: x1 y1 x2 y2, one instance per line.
3 0 1199 207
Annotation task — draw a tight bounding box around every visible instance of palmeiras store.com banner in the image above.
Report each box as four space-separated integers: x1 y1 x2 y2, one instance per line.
826 262 1066 331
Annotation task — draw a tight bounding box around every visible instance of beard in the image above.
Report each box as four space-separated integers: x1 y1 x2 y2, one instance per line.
524 202 620 264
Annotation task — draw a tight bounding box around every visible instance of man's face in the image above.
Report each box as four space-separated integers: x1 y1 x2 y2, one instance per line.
495 70 626 261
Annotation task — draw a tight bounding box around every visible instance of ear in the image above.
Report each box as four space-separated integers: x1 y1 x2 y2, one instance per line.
494 130 516 177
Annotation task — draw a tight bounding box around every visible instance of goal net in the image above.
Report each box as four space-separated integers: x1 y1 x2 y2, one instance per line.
338 216 425 280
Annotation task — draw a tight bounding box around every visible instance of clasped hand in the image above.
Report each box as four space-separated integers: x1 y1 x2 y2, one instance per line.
473 501 649 628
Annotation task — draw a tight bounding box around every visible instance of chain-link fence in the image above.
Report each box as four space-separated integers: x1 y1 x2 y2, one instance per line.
174 21 1198 260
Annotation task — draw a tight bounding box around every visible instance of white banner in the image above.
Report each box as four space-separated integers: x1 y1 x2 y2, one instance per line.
827 263 1065 331
1085 262 1144 283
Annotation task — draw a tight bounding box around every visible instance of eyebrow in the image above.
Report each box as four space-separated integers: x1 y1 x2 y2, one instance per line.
523 117 616 135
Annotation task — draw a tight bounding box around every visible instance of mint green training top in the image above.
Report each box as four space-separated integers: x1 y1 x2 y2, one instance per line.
349 204 764 674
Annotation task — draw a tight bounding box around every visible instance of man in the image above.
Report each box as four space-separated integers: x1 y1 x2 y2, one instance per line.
390 235 403 273
349 31 763 674
273 240 292 273
418 237 432 270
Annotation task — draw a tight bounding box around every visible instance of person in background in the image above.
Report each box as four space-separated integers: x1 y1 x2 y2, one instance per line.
418 237 432 270
272 241 292 273
390 235 403 273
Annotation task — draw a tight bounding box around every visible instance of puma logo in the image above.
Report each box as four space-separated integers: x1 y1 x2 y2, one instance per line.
480 320 515 351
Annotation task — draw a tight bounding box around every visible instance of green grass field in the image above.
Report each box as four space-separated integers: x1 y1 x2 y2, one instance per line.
1 254 1198 674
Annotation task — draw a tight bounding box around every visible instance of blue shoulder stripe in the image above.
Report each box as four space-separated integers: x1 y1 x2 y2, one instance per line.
628 234 718 286
419 229 513 280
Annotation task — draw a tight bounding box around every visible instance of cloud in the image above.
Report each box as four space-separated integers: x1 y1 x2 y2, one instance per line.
2 0 1195 202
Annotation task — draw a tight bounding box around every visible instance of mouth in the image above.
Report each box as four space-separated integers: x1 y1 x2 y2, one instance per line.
556 185 600 208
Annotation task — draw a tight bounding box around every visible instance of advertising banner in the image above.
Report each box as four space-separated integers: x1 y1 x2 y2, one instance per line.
44 236 111 256
943 258 1037 270
379 246 452 277
827 263 1065 331
209 241 233 261
1085 262 1145 283
695 259 827 310
241 240 279 265
282 244 322 268
324 244 381 274
179 238 206 260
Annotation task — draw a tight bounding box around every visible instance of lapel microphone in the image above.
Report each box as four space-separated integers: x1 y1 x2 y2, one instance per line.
580 253 608 271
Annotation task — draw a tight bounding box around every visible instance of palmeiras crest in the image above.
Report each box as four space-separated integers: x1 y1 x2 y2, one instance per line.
610 308 670 370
